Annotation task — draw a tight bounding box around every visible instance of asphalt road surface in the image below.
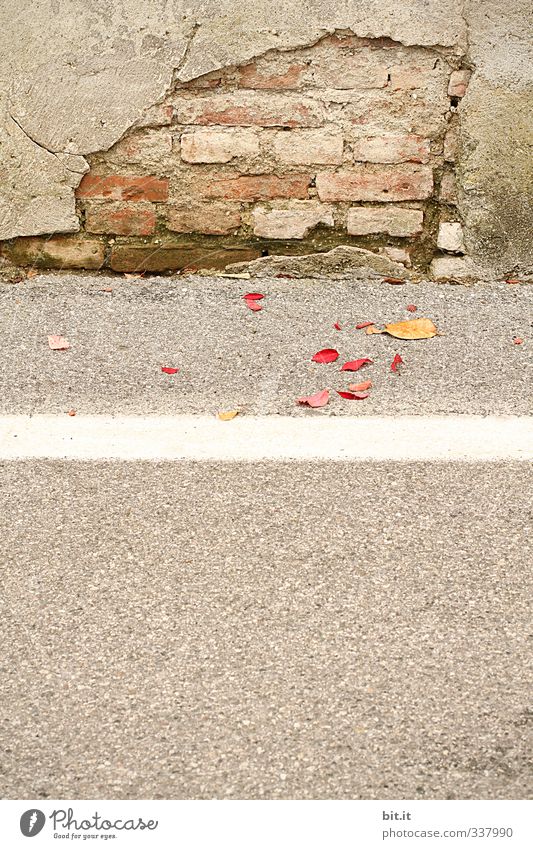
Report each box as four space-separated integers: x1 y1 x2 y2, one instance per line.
0 273 531 800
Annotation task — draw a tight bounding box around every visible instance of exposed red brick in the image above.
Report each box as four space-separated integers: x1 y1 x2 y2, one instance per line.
180 128 259 163
273 129 344 165
351 134 430 164
174 93 322 127
199 174 311 201
3 236 104 270
85 203 156 236
165 203 241 235
252 202 334 239
237 62 305 89
316 165 433 202
110 244 261 273
76 174 169 202
448 69 471 98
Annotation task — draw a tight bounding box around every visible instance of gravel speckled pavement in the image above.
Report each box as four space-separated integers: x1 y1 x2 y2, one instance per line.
0 273 531 800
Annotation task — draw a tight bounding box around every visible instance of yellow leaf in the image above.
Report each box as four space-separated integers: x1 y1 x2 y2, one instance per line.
384 317 438 339
217 410 240 421
366 325 384 335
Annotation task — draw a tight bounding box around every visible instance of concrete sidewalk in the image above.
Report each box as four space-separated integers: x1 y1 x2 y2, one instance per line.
0 275 530 416
0 274 531 801
1 460 531 800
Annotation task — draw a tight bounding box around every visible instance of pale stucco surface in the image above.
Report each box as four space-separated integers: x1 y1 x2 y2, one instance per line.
0 0 531 275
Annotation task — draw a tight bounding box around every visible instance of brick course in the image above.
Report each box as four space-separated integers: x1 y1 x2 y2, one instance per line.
166 203 241 235
347 206 424 237
198 174 312 201
76 175 169 202
252 202 334 239
85 203 156 236
273 129 344 165
351 134 430 164
180 128 259 163
316 165 433 202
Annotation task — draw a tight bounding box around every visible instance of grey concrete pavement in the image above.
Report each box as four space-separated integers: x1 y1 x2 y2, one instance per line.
0 274 531 416
0 273 531 802
0 460 531 800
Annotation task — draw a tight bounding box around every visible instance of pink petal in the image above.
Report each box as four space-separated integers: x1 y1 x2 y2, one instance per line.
341 358 373 371
48 335 70 350
244 299 262 311
297 389 330 408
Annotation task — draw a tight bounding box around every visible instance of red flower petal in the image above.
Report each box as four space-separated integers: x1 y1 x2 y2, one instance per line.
312 348 339 363
390 354 404 372
513 337 524 345
161 367 179 374
244 299 262 311
297 389 330 408
406 304 417 312
334 322 342 330
336 390 369 400
355 321 374 329
243 293 264 300
341 358 373 371
48 335 70 350
348 380 372 392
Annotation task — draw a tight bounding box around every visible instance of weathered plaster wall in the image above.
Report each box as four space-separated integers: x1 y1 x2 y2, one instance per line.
458 0 533 276
0 1 531 276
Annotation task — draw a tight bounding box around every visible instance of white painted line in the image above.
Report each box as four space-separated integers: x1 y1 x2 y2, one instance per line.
0 415 531 461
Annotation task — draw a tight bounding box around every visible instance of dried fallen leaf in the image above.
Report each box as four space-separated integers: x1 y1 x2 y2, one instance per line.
100 287 113 293
243 293 264 300
513 337 524 345
244 298 262 311
334 322 342 331
312 348 339 364
406 304 417 312
505 278 521 284
26 270 39 278
384 277 405 285
341 358 373 372
355 321 374 329
219 272 251 279
391 353 404 372
348 380 372 392
384 318 438 339
366 325 384 335
275 273 295 279
67 409 76 416
297 389 329 408
218 410 240 420
161 366 179 374
336 390 369 400
48 335 70 350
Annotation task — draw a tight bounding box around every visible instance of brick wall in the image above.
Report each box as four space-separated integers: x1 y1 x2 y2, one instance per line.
2 33 470 274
